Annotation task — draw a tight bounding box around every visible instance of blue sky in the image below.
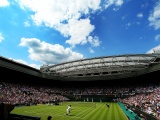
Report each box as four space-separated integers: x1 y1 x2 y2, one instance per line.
0 0 160 69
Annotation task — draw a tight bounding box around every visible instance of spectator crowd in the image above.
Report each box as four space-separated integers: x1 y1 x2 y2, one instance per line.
0 80 160 119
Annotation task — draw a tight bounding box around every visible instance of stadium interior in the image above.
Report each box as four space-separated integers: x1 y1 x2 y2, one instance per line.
0 54 160 120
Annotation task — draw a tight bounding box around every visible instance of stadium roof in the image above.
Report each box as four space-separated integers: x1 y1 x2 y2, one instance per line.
40 53 160 81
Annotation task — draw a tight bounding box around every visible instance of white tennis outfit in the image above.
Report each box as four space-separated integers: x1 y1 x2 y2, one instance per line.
66 105 71 114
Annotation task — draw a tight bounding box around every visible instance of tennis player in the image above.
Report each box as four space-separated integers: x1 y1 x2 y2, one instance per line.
66 105 71 115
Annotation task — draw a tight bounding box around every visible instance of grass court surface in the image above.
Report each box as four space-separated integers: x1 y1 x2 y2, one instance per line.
11 102 128 120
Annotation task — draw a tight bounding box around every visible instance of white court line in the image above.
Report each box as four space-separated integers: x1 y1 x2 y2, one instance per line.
75 104 97 117
51 114 83 119
81 103 104 119
24 111 54 115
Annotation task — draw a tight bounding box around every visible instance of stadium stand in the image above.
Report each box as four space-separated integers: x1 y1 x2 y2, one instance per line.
1 54 160 120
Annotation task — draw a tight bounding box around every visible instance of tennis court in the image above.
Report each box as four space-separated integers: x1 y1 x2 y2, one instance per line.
11 102 129 120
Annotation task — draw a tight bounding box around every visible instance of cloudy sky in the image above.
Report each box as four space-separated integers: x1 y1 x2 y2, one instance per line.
0 0 160 69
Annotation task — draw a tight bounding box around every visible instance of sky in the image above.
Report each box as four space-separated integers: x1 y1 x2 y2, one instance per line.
0 0 160 69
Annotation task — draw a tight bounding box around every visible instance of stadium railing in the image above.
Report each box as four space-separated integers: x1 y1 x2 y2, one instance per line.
124 103 158 120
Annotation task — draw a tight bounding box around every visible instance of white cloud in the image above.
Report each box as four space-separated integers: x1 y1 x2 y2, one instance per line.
116 0 123 6
137 13 143 18
0 33 4 42
147 45 160 54
112 0 124 11
17 0 124 48
113 7 120 11
18 0 101 27
88 36 100 47
148 0 160 30
104 0 123 9
29 63 40 69
89 47 95 53
58 19 95 47
24 21 30 27
19 37 84 64
155 34 160 41
125 22 140 29
11 59 40 69
0 0 9 7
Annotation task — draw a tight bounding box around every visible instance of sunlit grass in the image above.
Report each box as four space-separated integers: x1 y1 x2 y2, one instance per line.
11 102 128 120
